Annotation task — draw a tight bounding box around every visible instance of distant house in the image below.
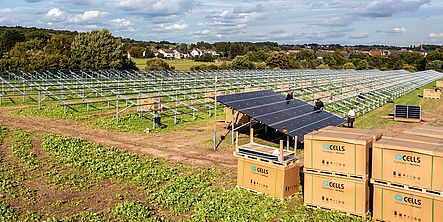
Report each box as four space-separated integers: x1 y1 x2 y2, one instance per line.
362 50 391 57
286 50 300 54
190 49 203 57
369 50 382 56
203 49 220 56
173 49 182 59
382 50 391 56
315 50 333 59
158 49 174 59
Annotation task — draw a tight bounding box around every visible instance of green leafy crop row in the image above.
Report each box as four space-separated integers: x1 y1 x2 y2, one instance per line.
42 135 177 191
41 135 372 221
10 129 38 170
0 201 19 222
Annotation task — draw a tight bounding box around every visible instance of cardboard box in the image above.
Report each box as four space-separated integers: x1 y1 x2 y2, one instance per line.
304 130 374 178
412 126 443 134
304 172 369 217
402 128 443 139
373 184 443 222
382 133 443 146
319 126 383 141
138 98 159 112
423 89 441 99
236 155 299 199
372 138 443 192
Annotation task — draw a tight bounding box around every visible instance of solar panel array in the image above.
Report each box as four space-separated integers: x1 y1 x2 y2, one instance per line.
0 69 442 125
216 90 345 142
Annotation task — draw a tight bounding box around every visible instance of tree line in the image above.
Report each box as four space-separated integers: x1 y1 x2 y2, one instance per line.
165 49 442 72
0 29 135 72
0 26 442 72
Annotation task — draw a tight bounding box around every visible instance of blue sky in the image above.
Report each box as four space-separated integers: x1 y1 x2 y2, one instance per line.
1 0 443 46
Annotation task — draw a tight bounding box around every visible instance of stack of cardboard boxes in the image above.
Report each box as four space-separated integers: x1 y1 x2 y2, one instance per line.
303 126 382 217
372 126 443 221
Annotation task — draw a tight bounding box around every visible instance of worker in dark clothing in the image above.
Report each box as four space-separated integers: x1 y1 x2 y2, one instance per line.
313 98 324 111
286 91 294 104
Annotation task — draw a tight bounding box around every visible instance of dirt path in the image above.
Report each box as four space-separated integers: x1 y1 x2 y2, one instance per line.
0 107 237 169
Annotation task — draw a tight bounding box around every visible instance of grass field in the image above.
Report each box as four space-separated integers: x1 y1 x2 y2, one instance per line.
132 58 227 71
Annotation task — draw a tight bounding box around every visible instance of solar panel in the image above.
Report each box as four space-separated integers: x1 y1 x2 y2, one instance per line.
216 90 345 142
395 104 421 120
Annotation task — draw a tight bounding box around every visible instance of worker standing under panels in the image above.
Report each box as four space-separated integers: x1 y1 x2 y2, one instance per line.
347 107 355 128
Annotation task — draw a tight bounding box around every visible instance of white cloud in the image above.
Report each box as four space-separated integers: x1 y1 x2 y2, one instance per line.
45 8 107 25
67 10 107 23
360 0 430 18
429 33 443 39
387 27 408 34
160 23 188 30
110 18 135 31
349 33 369 39
116 0 197 16
0 17 11 22
46 8 66 20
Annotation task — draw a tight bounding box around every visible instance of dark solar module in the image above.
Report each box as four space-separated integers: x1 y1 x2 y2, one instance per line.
395 104 421 119
216 90 345 142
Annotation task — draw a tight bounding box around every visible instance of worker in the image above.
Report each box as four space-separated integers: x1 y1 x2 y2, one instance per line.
347 107 355 128
286 91 294 104
313 98 324 112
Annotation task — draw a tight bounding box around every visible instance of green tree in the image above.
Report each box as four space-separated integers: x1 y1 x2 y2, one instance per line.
128 46 144 58
266 52 289 69
44 34 73 55
323 52 348 69
426 60 443 72
295 49 316 61
179 43 189 53
218 61 231 70
343 62 356 69
70 29 135 70
8 39 46 58
0 30 26 54
144 48 155 58
25 30 51 42
356 59 369 70
145 58 174 71
245 50 269 62
317 64 330 69
193 53 214 62
231 56 254 69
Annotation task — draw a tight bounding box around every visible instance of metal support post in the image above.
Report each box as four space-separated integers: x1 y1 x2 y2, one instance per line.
116 95 119 124
231 109 235 144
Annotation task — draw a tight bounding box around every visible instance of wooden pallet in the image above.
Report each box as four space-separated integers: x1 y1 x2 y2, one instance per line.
234 151 298 167
303 168 368 180
305 204 368 218
393 117 421 123
423 95 441 99
370 179 443 197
